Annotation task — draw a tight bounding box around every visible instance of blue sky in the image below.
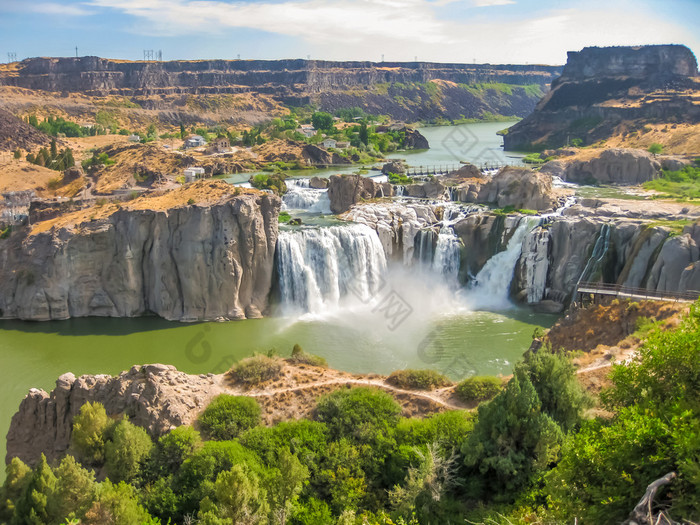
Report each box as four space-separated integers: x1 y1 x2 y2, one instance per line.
0 0 698 65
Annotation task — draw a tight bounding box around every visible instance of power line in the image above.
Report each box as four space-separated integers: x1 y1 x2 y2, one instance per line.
7 52 17 63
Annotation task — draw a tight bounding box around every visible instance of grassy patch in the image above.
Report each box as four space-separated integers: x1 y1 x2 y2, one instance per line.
644 219 693 236
455 376 503 402
228 354 283 386
643 166 700 200
288 344 328 367
279 211 292 223
386 369 452 390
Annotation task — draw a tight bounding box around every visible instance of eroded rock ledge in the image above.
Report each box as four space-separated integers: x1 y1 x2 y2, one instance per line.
0 181 280 321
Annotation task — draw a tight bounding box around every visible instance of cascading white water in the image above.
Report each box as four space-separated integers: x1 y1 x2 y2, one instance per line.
282 179 331 214
432 228 461 282
276 224 387 313
469 217 539 307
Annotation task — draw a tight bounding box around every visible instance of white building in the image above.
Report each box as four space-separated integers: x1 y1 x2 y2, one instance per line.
128 134 141 142
185 135 207 148
184 166 206 183
297 125 316 138
322 138 337 149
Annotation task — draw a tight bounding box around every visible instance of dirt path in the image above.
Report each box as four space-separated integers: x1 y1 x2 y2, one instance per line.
223 376 466 411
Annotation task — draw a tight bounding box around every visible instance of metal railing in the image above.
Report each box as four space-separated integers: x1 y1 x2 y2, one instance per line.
576 281 700 303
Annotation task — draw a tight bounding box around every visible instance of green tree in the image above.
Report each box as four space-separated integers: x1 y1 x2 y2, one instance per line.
311 112 334 131
48 455 96 522
268 448 309 525
209 464 269 524
13 149 21 160
50 139 57 159
289 497 332 525
64 148 75 169
13 454 57 525
104 419 154 483
515 349 590 433
648 143 664 156
314 439 367 514
71 402 112 465
461 371 564 501
0 458 32 522
199 394 262 441
154 425 202 474
25 153 35 164
180 123 186 139
359 122 369 145
83 480 156 525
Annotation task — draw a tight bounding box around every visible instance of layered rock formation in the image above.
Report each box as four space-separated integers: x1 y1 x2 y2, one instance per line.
0 57 561 123
503 45 700 150
0 186 280 321
7 364 220 466
540 148 661 184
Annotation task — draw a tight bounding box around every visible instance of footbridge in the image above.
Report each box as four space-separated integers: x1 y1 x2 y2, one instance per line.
575 282 700 304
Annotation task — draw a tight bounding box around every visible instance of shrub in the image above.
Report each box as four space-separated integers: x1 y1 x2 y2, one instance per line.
198 395 261 440
279 211 292 223
104 419 154 482
71 402 113 464
386 369 452 390
229 354 283 385
289 345 327 367
455 376 502 402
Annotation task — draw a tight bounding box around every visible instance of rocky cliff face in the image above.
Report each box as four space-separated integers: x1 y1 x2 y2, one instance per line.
0 189 280 321
6 364 220 467
503 45 700 150
0 57 561 123
328 174 392 214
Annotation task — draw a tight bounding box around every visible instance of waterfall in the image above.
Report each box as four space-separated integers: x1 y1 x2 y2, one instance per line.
470 217 538 306
415 229 435 269
576 223 611 285
282 179 331 214
276 224 387 313
432 227 461 283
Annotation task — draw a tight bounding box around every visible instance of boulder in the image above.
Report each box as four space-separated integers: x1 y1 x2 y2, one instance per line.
309 176 329 189
327 174 389 214
477 167 558 211
660 156 691 172
401 127 430 150
558 148 661 184
382 161 407 175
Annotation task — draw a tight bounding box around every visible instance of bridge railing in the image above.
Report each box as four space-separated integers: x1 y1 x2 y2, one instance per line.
576 281 700 303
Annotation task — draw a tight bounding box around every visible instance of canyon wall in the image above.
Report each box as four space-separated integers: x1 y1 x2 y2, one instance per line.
0 192 280 321
503 45 700 150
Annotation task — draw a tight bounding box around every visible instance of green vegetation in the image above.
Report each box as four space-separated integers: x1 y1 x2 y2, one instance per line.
26 139 75 172
198 395 262 440
454 376 502 402
387 172 411 185
279 211 292 223
289 344 328 367
522 152 547 165
249 172 287 195
228 354 283 385
2 303 700 524
386 369 451 390
647 142 664 156
81 151 115 170
26 114 103 137
643 165 700 200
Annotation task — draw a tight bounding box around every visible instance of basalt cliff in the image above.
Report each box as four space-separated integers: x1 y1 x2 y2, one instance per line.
0 181 280 321
0 57 562 124
503 45 700 153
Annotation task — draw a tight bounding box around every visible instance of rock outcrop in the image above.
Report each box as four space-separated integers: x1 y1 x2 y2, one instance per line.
503 45 700 151
472 167 558 211
327 174 391 214
0 108 55 152
0 187 280 321
541 148 661 184
401 127 430 149
6 364 221 467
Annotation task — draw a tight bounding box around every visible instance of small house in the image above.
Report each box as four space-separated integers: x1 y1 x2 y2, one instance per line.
207 137 230 154
128 134 141 142
184 166 206 183
185 135 207 148
297 125 316 138
322 138 337 149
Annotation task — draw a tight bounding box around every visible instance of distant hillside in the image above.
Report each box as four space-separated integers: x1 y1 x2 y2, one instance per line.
0 58 562 126
503 45 700 153
0 108 53 152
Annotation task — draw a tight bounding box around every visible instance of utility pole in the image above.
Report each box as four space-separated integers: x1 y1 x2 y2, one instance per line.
381 54 384 62
75 46 78 58
7 52 17 63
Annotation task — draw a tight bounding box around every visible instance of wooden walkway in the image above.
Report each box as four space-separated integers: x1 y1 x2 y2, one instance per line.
575 282 700 304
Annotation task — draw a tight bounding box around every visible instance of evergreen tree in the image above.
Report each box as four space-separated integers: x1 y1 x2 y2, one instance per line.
71 402 111 465
13 454 57 525
269 448 308 525
64 148 75 168
13 149 21 160
180 123 186 139
104 419 154 483
50 139 57 159
48 455 96 522
0 458 32 522
359 122 369 145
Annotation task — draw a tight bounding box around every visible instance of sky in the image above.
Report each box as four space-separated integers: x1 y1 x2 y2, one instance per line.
0 0 698 65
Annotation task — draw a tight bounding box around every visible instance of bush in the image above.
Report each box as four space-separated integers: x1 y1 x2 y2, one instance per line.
455 376 502 402
198 395 261 440
289 345 327 367
228 354 283 385
386 369 452 390
104 419 154 482
71 402 113 464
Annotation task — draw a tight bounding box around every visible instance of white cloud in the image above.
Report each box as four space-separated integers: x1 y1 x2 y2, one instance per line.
84 0 699 64
31 2 93 15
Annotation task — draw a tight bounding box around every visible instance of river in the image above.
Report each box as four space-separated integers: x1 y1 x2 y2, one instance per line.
0 120 552 473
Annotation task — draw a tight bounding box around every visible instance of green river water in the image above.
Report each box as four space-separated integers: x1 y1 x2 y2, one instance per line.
0 120 552 473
